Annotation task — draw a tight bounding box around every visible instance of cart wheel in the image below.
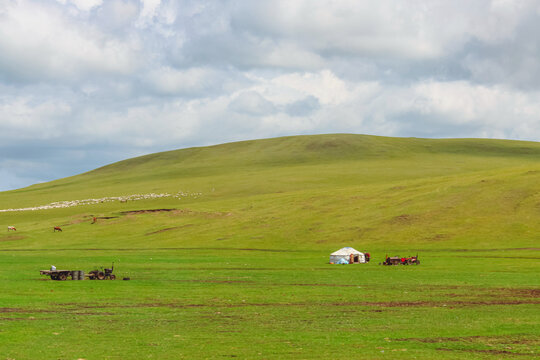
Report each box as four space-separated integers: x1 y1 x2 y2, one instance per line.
50 274 57 280
110 275 116 280
97 271 105 280
58 273 67 281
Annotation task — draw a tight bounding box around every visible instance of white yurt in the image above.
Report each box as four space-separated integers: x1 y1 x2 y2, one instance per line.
329 247 365 264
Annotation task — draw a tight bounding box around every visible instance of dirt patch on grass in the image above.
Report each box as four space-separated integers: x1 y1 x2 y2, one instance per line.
0 317 56 321
0 247 295 253
388 214 418 225
169 280 367 287
436 348 535 357
461 255 540 260
0 307 57 314
335 299 540 308
145 224 194 236
396 335 538 345
423 234 451 242
0 235 25 242
75 298 540 311
68 218 87 225
281 283 361 288
121 209 177 215
0 308 22 313
120 208 232 219
171 279 255 284
420 247 540 252
305 139 340 151
503 288 540 298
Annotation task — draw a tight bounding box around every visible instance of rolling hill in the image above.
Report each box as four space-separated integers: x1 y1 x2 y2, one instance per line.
1 134 540 359
1 134 539 251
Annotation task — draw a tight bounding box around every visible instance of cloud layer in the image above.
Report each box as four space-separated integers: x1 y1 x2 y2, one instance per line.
1 0 540 190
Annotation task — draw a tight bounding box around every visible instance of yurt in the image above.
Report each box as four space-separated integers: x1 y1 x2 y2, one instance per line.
329 247 365 264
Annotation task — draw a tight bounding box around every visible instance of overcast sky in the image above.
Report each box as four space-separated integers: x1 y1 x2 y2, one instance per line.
1 0 540 191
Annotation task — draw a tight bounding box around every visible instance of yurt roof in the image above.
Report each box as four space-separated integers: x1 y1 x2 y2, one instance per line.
330 247 363 256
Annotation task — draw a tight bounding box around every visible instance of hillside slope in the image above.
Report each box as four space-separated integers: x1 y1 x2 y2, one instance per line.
1 134 539 251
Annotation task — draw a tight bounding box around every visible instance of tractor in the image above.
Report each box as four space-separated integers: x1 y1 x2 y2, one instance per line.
86 263 116 280
402 255 420 265
381 255 420 265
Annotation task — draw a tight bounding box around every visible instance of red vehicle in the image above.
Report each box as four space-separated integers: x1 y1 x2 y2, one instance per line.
381 255 420 265
401 255 420 265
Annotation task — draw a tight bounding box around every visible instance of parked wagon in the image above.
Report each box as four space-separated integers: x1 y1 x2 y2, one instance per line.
39 269 81 281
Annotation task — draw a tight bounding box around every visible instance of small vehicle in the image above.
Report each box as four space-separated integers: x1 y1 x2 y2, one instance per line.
86 263 116 280
381 255 420 265
402 255 420 265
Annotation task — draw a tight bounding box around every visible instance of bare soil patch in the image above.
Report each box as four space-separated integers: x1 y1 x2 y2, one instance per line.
0 235 25 242
396 335 538 345
0 308 22 313
171 279 255 284
423 234 450 242
436 348 535 357
461 255 540 260
74 298 540 311
389 214 418 225
420 247 540 252
339 299 540 307
121 209 177 215
120 208 232 219
0 247 294 253
145 224 194 236
0 307 55 314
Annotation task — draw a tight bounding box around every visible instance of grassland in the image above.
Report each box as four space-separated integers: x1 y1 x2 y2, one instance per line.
0 134 539 359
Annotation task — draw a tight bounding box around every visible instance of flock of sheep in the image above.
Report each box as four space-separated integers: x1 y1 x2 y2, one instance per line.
4 191 202 232
0 191 202 213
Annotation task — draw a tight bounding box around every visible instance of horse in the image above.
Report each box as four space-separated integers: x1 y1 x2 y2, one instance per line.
53 226 62 232
7 226 16 231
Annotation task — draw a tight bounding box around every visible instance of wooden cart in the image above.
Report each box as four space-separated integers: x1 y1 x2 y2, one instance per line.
39 269 74 281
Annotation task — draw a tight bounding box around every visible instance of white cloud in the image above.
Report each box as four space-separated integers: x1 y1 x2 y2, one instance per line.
229 91 276 115
409 81 540 136
68 0 103 12
269 70 356 105
145 67 233 96
0 97 72 140
0 0 139 83
98 0 140 30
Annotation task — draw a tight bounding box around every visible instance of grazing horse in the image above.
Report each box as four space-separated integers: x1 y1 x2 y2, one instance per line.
7 226 16 231
53 226 62 232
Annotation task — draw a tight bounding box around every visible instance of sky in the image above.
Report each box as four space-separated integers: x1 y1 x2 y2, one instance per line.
1 0 540 191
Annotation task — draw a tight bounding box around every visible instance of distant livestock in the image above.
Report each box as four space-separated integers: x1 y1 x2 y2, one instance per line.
53 226 62 232
7 226 16 231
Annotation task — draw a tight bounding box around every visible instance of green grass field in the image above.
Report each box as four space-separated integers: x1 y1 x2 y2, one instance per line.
1 134 539 359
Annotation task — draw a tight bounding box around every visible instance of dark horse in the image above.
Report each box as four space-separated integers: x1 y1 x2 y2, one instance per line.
53 226 62 232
